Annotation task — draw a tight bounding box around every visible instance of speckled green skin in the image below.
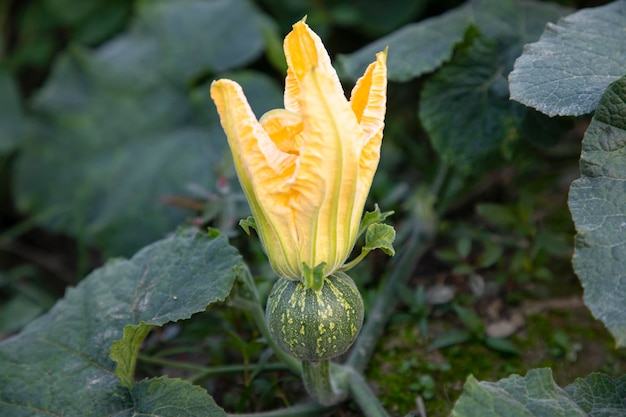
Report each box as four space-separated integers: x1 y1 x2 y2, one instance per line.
266 273 364 362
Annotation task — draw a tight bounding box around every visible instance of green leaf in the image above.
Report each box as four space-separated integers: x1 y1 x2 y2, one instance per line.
510 0 626 117
452 369 626 417
239 216 257 235
0 232 241 416
110 322 152 388
339 3 471 81
341 217 396 271
568 75 626 347
340 0 569 83
484 337 520 355
131 377 226 417
358 204 394 237
14 0 282 256
43 0 130 45
453 304 484 337
79 2 130 45
564 373 626 416
456 237 472 259
335 0 427 36
451 369 586 417
419 0 570 169
453 264 475 275
364 223 396 256
435 248 463 263
476 203 518 229
206 227 221 239
44 0 117 25
468 0 570 43
478 242 503 268
11 3 58 69
130 0 267 80
0 68 22 154
420 32 520 168
429 329 472 350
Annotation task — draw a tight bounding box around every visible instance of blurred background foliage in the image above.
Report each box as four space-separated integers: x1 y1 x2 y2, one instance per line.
0 0 623 415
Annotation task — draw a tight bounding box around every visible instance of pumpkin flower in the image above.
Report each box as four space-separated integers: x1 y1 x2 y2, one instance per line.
210 20 387 286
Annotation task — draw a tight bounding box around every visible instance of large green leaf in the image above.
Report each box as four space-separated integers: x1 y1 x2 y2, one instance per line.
43 0 130 44
568 75 626 347
452 369 585 416
0 232 241 416
128 0 267 81
128 377 227 417
564 373 626 416
509 0 626 117
346 0 570 169
339 0 569 83
339 3 471 81
337 0 427 36
451 369 626 416
418 0 570 169
419 32 521 168
14 0 282 256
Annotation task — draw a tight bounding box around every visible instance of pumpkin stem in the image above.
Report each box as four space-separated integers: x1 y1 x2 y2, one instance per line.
302 360 344 405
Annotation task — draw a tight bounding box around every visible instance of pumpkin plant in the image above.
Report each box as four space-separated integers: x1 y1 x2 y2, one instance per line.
211 19 395 406
3 0 626 416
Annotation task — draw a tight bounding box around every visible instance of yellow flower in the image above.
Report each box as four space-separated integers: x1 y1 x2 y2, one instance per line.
210 20 387 283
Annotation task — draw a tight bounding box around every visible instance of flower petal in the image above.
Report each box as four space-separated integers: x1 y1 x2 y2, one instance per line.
350 50 387 145
349 50 387 216
210 80 296 188
260 109 303 156
210 79 301 278
283 20 343 114
291 68 363 274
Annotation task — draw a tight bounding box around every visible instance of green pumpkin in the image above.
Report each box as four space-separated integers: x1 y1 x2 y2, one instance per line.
266 273 364 362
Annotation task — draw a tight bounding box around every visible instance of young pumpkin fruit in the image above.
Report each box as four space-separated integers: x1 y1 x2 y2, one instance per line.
266 273 364 362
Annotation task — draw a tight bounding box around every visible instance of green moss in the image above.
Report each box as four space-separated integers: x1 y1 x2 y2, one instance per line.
520 309 626 385
366 323 521 416
367 305 626 416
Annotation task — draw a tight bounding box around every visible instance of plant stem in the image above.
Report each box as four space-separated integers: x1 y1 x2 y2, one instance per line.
339 247 370 272
238 267 302 375
345 367 390 417
301 360 344 406
227 402 334 417
137 353 288 376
